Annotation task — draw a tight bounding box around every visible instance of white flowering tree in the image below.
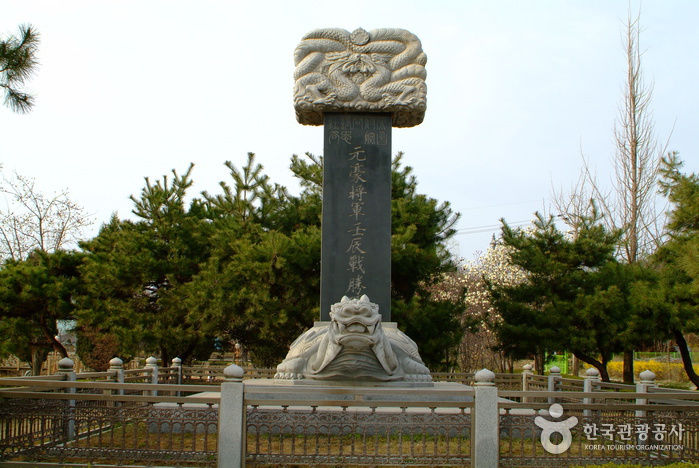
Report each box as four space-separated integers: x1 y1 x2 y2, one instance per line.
429 239 527 372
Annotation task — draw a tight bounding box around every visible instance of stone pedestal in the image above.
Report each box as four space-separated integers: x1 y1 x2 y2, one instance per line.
275 296 431 383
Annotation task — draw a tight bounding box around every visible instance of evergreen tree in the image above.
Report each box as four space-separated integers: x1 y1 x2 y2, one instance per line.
571 260 663 380
186 153 320 367
551 10 669 383
0 24 39 113
651 153 699 387
77 165 216 366
76 152 462 370
192 152 463 368
0 250 83 374
488 212 626 380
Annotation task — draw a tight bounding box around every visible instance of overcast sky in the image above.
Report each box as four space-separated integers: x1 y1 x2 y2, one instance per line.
1 1 697 260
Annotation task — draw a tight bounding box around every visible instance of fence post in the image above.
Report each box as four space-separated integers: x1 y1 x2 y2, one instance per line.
105 357 124 408
472 368 498 468
218 364 246 468
171 357 183 397
635 369 656 419
145 356 159 396
548 366 561 404
583 367 600 417
522 363 532 403
56 357 76 440
109 357 125 394
172 357 183 384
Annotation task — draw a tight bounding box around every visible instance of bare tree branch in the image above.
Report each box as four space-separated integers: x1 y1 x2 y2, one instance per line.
552 9 669 262
0 172 92 261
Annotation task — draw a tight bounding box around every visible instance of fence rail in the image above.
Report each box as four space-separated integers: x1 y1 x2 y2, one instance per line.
1 357 699 467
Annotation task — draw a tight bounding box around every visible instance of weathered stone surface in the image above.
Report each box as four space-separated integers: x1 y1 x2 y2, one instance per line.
294 28 427 127
321 113 391 321
275 295 431 382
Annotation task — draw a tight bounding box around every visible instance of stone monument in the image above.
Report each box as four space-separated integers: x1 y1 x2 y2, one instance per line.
276 27 430 384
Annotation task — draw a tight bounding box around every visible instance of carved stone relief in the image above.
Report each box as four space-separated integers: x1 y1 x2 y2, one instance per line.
293 28 427 127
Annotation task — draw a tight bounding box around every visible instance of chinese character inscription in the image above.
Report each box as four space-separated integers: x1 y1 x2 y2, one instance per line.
320 113 392 321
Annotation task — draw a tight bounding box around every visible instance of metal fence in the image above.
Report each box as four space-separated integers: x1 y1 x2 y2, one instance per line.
2 358 699 467
0 358 220 467
497 390 699 466
242 384 473 466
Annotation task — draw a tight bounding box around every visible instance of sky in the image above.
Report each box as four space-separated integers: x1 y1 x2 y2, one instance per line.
1 1 697 261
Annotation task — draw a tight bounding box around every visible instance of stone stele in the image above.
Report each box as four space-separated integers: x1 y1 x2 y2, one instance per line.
293 27 427 127
275 295 431 382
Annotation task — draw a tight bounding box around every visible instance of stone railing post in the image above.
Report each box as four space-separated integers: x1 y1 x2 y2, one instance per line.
107 357 125 404
521 363 533 403
171 357 183 397
635 369 656 419
218 364 246 468
472 368 498 468
583 367 600 417
521 363 533 391
171 357 183 384
145 356 159 396
547 366 561 404
56 357 76 440
109 357 125 388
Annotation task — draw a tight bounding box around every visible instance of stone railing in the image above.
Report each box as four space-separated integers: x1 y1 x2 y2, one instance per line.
2 361 698 467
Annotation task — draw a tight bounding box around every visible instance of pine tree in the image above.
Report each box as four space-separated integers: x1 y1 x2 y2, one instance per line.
488 212 625 380
0 250 83 374
190 154 320 366
78 165 216 366
0 24 39 113
76 152 462 369
652 153 699 387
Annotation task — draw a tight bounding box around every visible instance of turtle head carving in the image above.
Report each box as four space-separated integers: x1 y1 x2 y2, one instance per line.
274 295 432 382
329 295 382 349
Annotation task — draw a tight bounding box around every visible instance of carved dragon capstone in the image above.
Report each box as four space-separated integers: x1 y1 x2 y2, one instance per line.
275 295 431 382
293 28 427 127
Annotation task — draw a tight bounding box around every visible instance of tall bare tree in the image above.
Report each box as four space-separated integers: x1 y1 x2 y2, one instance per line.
552 10 669 383
610 12 667 262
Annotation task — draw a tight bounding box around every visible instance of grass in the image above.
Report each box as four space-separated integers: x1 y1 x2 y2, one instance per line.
5 418 697 466
247 431 470 457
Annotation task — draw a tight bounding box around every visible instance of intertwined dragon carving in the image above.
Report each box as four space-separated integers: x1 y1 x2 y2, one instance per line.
293 28 427 127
